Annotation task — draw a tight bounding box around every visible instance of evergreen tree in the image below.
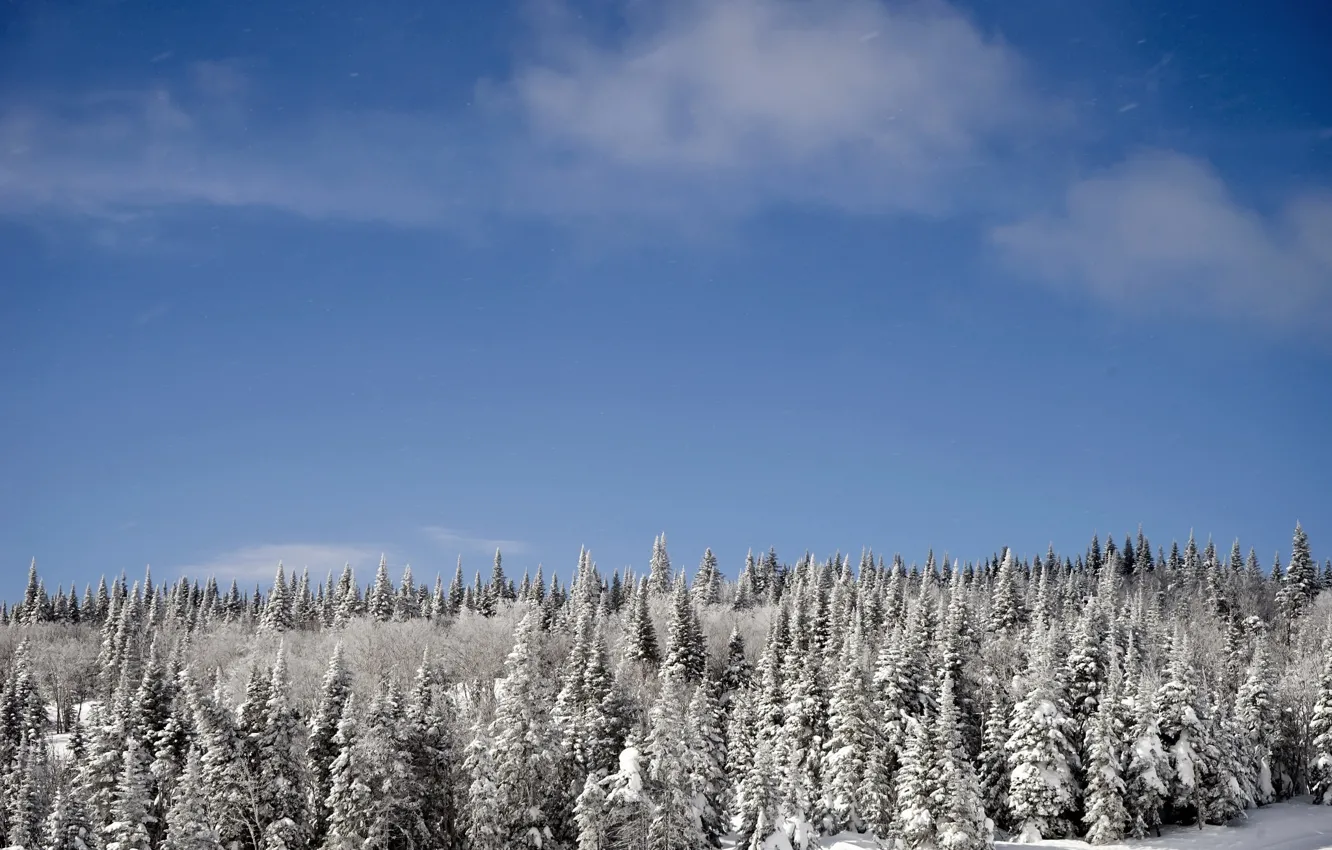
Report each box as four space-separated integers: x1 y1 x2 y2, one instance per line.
1124 670 1169 837
624 578 660 668
260 563 294 632
605 747 653 850
258 645 307 849
646 675 708 850
822 626 871 834
489 607 561 847
648 533 673 597
161 749 223 850
368 555 395 622
1006 627 1079 841
45 783 101 850
933 673 991 850
104 739 155 850
574 773 610 850
306 643 352 844
1083 682 1128 843
1311 639 1332 805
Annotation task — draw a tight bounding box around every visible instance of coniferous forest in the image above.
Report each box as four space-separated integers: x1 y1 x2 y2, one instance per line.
3 525 1332 850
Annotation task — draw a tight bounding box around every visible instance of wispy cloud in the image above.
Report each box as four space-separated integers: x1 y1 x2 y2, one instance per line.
991 150 1332 328
0 71 469 227
0 0 1043 229
174 542 385 582
421 526 527 556
500 0 1045 218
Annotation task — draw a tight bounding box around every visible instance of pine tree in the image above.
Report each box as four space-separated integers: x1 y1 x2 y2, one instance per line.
489 606 560 847
405 653 460 850
822 626 871 834
5 738 45 850
1235 638 1277 805
1278 523 1318 624
322 696 366 850
1124 670 1169 837
646 675 708 850
45 783 99 850
1083 684 1129 843
661 574 706 683
648 534 673 597
692 548 722 606
161 748 223 850
574 773 610 850
305 643 351 843
686 683 727 847
368 555 395 622
104 739 155 850
1309 639 1332 805
624 578 660 668
978 691 1012 834
605 746 653 850
988 548 1023 635
933 673 991 850
894 712 937 849
1006 627 1079 841
260 563 294 632
258 645 307 849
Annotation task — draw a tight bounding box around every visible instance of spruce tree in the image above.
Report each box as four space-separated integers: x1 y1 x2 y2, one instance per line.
161 748 223 850
933 673 991 850
1312 639 1332 805
1083 684 1128 843
306 643 352 844
103 739 155 850
1006 626 1079 841
489 606 560 847
368 555 395 622
258 645 307 849
648 533 673 597
45 783 100 850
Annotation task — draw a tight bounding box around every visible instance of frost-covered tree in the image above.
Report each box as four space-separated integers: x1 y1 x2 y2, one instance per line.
1124 670 1169 838
489 606 561 847
1083 683 1128 844
648 533 673 597
305 643 351 844
45 784 100 850
1006 626 1079 841
1310 639 1332 805
822 626 871 834
161 748 223 850
258 645 307 849
934 673 991 850
1155 632 1209 824
368 555 395 622
104 739 155 850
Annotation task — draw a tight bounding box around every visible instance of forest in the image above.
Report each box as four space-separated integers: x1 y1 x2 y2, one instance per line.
1 525 1330 850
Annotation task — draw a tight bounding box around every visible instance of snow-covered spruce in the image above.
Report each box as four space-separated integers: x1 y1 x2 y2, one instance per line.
0 523 1328 850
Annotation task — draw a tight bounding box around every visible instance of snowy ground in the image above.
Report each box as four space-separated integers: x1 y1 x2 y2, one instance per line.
991 799 1332 850
730 799 1332 850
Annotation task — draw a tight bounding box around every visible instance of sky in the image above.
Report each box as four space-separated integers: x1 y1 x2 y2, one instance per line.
2 0 1330 600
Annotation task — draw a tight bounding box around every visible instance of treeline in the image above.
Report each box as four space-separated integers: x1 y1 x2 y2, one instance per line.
1 525 1331 850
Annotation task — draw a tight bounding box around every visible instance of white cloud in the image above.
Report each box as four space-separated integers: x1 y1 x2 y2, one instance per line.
0 0 1042 229
421 526 527 556
503 0 1043 216
0 79 468 227
174 543 386 583
990 150 1332 328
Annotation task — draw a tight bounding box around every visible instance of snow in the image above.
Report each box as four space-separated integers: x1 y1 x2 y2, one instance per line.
993 798 1332 850
723 798 1332 850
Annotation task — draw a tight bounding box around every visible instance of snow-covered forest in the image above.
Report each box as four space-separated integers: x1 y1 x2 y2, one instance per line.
3 524 1332 850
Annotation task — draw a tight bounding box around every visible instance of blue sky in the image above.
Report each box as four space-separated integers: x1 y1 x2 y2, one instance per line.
2 0 1330 599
